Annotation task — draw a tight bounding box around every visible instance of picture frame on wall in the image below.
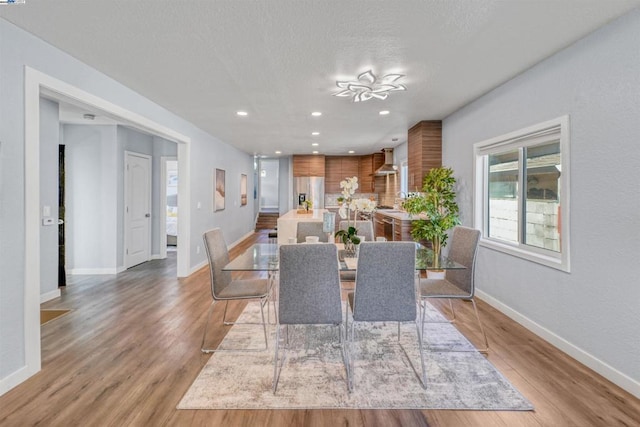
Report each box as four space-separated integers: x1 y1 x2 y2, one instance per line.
214 168 225 211
240 174 247 206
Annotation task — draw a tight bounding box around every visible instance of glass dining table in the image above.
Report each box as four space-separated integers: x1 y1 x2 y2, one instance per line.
223 243 466 272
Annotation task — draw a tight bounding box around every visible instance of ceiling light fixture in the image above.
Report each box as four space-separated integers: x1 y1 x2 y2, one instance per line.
379 110 390 115
311 132 320 136
236 111 248 116
312 151 319 154
275 150 282 154
334 70 406 102
312 143 319 147
348 150 355 154
311 112 322 117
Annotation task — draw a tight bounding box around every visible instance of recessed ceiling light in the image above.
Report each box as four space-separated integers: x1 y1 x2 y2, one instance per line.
312 143 319 146
275 150 282 154
348 150 355 154
311 112 322 117
312 151 319 154
311 132 320 136
236 111 248 116
379 110 390 115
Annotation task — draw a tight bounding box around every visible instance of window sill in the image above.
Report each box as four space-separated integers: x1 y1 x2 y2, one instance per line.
479 238 570 273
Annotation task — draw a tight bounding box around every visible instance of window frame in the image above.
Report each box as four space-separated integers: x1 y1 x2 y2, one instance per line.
473 116 571 272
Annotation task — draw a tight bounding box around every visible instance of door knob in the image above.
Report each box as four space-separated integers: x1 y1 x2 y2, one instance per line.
145 213 151 217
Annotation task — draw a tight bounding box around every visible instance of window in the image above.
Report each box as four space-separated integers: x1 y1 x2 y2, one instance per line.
400 161 408 195
474 116 570 271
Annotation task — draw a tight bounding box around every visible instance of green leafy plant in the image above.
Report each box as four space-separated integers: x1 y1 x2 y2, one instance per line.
402 167 460 268
303 200 313 210
335 226 361 245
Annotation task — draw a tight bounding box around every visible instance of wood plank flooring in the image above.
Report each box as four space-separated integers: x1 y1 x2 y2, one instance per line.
1 231 639 426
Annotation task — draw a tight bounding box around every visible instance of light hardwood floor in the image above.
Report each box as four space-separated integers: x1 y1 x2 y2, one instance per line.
1 231 639 426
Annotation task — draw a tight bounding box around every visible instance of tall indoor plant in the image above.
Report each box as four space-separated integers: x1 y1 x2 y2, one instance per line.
402 167 460 269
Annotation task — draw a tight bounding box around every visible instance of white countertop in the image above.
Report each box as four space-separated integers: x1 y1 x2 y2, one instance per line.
279 208 327 220
277 209 328 244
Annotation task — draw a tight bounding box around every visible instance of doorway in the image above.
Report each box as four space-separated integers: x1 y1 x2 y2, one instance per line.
124 151 152 268
163 158 178 254
259 158 279 213
20 67 192 392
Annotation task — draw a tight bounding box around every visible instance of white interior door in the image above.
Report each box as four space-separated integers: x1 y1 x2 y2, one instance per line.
125 151 151 268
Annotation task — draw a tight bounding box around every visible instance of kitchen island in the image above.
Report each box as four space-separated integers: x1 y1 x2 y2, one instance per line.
276 209 328 245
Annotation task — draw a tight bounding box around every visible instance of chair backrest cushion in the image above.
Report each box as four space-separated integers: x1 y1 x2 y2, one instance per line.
296 222 329 243
338 220 374 242
445 226 481 296
279 244 342 325
353 242 416 322
202 228 232 299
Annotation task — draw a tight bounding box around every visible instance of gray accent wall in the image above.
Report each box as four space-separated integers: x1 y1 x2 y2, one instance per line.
443 9 640 389
0 18 255 383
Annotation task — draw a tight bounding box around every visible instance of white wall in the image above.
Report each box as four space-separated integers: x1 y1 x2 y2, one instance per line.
64 125 119 273
39 98 60 298
443 9 640 395
0 18 255 388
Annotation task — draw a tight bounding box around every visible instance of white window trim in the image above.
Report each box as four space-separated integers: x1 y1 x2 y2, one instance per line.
473 116 571 272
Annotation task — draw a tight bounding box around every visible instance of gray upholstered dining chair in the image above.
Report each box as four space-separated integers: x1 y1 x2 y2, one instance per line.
273 243 348 393
200 228 272 353
338 220 374 242
337 220 375 285
296 221 329 243
345 242 427 391
418 225 488 353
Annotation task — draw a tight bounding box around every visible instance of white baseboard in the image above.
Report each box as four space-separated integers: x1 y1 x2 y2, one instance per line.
229 231 255 250
150 254 164 260
40 289 61 303
0 365 35 397
476 289 640 399
68 267 119 275
189 259 208 276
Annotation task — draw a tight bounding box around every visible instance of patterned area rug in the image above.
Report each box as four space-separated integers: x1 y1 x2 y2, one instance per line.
178 302 533 410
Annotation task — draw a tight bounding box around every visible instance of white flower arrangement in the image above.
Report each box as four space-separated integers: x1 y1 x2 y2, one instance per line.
337 176 377 219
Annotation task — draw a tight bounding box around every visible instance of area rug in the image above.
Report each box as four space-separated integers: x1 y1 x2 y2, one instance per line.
178 302 533 410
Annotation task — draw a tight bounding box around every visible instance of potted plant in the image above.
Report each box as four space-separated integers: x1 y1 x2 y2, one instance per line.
402 167 460 272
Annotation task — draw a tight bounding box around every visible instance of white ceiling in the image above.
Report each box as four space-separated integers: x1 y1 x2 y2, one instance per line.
2 0 639 157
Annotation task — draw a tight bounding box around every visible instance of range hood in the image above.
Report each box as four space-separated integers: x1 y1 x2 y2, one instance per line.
374 148 397 175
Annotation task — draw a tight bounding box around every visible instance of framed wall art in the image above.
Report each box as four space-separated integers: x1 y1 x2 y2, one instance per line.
240 174 248 206
214 168 225 211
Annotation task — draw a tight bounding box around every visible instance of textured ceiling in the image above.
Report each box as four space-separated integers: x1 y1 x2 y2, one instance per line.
2 0 639 156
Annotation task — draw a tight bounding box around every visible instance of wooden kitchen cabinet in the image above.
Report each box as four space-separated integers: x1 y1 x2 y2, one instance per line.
407 121 442 191
393 218 413 241
293 155 325 177
373 212 385 239
325 156 360 192
359 155 373 193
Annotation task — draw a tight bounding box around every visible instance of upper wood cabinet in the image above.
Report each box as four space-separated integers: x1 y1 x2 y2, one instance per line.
325 156 360 192
292 155 325 177
359 155 374 192
407 121 442 191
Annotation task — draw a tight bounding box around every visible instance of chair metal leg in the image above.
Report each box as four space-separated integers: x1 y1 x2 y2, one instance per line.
448 298 456 322
200 300 217 353
415 319 428 389
272 324 283 393
201 297 269 353
471 298 489 353
222 301 231 325
420 297 489 354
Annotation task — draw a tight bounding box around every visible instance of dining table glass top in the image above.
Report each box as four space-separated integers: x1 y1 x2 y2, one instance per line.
223 243 466 271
